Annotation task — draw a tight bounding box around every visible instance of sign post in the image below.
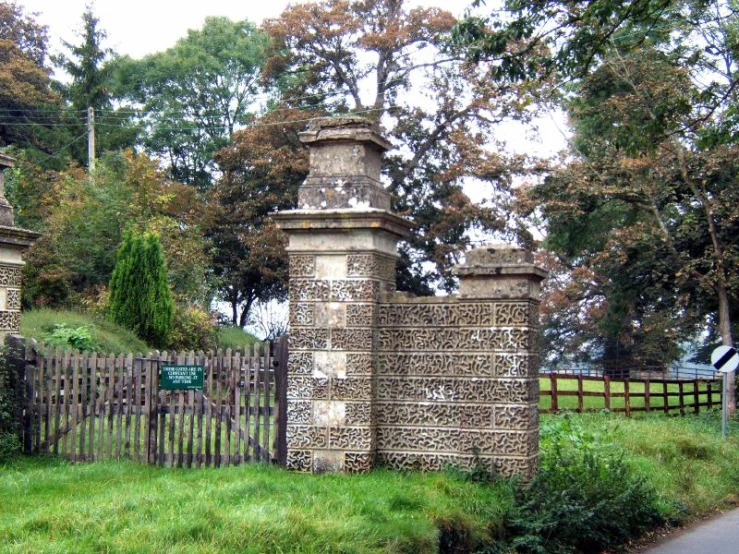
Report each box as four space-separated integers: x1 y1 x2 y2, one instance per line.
711 345 738 440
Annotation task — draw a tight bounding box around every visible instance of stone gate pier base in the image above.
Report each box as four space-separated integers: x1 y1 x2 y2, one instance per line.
276 118 545 477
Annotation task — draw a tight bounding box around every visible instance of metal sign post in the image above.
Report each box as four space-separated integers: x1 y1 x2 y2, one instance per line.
711 345 738 440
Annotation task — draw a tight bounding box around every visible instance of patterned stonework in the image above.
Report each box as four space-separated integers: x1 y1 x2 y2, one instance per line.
0 310 20 330
0 266 22 288
6 289 20 311
280 118 543 478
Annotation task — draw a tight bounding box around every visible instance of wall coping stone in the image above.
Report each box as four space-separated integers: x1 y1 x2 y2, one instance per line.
274 209 413 239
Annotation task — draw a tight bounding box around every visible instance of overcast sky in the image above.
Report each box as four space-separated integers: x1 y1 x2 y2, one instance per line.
19 0 476 60
17 0 567 159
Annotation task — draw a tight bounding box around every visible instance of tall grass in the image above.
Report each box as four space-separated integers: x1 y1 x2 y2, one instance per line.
0 459 512 554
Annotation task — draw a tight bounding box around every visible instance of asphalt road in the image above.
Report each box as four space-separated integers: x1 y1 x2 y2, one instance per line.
642 509 739 554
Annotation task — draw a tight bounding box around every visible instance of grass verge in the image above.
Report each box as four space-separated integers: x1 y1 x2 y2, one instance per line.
0 458 512 554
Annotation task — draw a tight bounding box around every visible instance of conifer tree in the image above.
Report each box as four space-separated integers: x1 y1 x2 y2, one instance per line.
109 229 173 348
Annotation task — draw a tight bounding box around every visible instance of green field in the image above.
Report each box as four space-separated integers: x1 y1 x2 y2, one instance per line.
539 375 722 413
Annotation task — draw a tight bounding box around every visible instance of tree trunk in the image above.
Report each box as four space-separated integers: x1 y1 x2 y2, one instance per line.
238 295 255 329
231 301 238 326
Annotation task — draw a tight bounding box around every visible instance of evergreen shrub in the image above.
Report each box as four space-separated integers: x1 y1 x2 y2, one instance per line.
108 230 173 348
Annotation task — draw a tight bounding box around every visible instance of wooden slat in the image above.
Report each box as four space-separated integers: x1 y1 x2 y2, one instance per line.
223 349 232 468
61 349 70 456
133 356 142 461
124 354 133 456
167 354 176 469
87 352 97 461
43 345 52 454
158 352 168 466
233 350 242 465
252 344 262 460
70 350 80 461
114 354 123 458
273 336 288 466
32 344 41 454
215 350 224 468
195 351 205 468
79 351 88 461
96 353 106 460
244 347 253 461
262 341 271 462
205 353 214 467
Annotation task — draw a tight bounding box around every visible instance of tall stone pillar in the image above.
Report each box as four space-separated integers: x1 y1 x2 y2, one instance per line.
0 154 40 340
275 117 411 472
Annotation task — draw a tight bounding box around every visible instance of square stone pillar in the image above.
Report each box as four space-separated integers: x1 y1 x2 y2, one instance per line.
275 117 412 473
452 244 547 477
0 154 40 340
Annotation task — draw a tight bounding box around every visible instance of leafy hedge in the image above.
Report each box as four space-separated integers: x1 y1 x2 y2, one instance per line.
0 347 20 462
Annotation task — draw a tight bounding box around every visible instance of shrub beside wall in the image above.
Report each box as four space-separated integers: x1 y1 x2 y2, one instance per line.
0 348 20 462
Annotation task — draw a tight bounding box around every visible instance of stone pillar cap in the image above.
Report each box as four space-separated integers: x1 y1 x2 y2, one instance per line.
453 243 548 280
299 116 392 152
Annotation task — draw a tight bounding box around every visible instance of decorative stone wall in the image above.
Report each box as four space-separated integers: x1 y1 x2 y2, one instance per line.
275 117 545 478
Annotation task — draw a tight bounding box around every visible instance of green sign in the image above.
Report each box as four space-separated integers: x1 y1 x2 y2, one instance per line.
160 365 204 390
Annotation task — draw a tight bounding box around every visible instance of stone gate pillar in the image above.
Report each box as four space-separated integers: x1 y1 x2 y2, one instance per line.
275 117 412 472
0 154 40 340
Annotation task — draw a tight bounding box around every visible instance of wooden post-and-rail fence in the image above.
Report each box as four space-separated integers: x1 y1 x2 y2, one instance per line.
541 373 723 416
9 335 289 468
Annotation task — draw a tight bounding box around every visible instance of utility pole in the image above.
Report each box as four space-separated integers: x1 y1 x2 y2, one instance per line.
87 107 95 172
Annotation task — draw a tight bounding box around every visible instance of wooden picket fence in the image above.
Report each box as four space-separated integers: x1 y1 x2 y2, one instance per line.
9 336 289 468
540 373 723 416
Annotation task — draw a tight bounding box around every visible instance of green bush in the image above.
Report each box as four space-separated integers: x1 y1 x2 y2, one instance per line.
43 324 95 351
108 230 173 348
167 305 217 352
0 348 20 462
500 416 664 554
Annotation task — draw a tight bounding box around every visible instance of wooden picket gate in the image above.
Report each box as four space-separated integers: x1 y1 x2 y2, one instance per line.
9 336 289 468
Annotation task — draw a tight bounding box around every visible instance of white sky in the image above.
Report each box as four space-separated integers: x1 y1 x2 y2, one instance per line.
19 0 476 60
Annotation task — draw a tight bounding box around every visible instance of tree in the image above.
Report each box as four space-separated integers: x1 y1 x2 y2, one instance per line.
212 107 315 326
112 17 268 189
53 5 138 166
522 39 739 386
22 151 210 308
260 0 542 293
0 1 61 152
109 229 173 348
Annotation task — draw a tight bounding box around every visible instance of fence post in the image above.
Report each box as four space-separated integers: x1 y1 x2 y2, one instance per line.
644 379 650 413
624 379 631 417
678 381 685 416
577 375 583 412
604 375 611 410
550 373 558 412
693 380 700 415
272 336 288 466
708 381 713 410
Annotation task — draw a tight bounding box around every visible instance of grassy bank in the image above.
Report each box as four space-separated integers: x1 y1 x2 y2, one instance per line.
0 459 510 554
2 412 738 553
